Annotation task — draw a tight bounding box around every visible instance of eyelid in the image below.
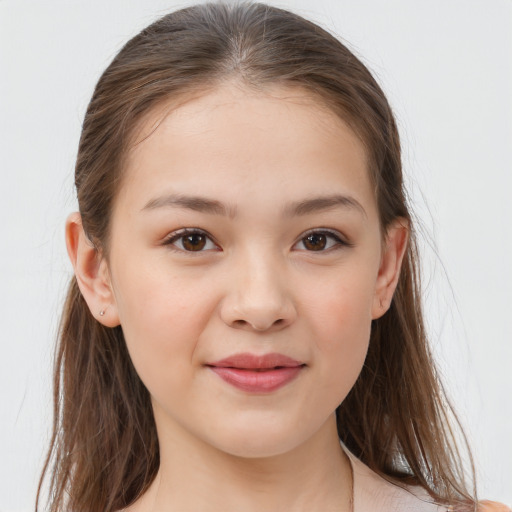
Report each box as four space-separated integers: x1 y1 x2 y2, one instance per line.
162 228 221 252
161 227 352 253
293 228 353 251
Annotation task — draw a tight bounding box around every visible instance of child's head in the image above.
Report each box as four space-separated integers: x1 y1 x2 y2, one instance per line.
41 3 473 511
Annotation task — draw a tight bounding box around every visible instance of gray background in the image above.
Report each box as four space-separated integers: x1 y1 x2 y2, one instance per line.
1 0 510 509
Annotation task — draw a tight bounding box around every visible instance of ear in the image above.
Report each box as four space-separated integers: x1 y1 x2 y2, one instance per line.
65 212 120 327
371 218 409 320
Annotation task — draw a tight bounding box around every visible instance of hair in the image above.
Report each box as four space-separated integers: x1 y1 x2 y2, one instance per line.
37 2 477 511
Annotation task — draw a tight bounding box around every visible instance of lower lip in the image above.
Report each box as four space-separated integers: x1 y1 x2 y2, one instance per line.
209 366 304 393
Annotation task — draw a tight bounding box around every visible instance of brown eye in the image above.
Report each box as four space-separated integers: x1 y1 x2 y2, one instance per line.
294 230 348 252
165 229 217 252
182 233 207 251
303 233 327 251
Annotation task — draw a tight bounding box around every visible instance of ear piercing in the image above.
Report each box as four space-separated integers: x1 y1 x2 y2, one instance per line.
99 309 106 317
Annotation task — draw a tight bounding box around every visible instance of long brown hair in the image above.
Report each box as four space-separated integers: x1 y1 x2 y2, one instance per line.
37 2 476 510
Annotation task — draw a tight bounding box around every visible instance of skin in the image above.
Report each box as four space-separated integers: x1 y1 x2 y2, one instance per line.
479 503 511 512
66 82 408 512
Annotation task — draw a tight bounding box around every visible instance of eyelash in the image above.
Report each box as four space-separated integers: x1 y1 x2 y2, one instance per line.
162 228 219 253
294 229 352 252
162 228 352 253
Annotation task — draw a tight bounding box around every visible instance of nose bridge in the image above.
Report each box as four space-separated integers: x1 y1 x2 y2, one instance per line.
221 244 296 331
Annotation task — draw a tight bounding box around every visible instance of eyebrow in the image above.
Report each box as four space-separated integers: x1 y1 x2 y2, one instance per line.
142 194 237 217
284 194 367 218
142 193 366 219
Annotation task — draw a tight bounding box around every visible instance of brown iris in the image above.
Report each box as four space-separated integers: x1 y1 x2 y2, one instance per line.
182 233 207 251
303 233 327 251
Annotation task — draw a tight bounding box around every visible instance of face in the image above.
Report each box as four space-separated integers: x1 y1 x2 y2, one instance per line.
103 83 400 458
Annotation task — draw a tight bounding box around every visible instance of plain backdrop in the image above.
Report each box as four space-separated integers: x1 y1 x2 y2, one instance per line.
1 0 511 510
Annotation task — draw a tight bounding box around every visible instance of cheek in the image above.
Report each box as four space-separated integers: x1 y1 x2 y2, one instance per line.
306 269 375 343
301 269 375 393
111 261 218 390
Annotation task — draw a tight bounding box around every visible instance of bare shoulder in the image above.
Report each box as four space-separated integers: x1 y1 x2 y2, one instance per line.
450 501 511 512
452 502 512 512
477 502 512 512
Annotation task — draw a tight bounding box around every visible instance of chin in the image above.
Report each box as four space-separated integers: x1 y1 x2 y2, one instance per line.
204 418 320 459
216 436 300 459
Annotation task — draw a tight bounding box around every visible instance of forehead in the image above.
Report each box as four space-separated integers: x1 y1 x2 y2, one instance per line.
132 82 356 142
128 81 368 163
117 82 376 220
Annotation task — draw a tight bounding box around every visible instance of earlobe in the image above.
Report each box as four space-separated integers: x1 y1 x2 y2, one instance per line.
65 212 120 327
371 218 409 320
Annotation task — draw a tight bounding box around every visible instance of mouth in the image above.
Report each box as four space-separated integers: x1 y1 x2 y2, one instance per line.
206 352 306 393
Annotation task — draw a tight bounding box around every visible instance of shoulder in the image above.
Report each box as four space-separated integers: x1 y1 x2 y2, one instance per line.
478 502 512 512
346 449 511 512
347 449 445 512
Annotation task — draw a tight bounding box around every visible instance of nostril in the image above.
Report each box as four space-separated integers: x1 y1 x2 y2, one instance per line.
230 318 286 331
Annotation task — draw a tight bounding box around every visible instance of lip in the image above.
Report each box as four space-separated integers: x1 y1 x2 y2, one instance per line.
206 352 305 393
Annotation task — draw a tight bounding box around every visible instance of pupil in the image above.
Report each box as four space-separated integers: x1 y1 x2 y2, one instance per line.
183 234 206 251
304 234 326 251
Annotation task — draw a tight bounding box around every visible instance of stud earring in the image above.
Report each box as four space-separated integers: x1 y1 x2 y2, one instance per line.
99 309 105 317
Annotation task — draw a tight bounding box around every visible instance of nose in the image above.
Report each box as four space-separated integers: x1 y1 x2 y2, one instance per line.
219 252 297 332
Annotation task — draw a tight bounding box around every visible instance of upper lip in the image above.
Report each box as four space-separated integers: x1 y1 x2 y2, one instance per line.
207 352 304 369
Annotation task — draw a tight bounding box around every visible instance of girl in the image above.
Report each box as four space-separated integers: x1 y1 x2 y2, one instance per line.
36 2 509 511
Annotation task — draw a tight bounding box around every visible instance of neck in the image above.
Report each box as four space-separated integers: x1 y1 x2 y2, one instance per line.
131 414 352 512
